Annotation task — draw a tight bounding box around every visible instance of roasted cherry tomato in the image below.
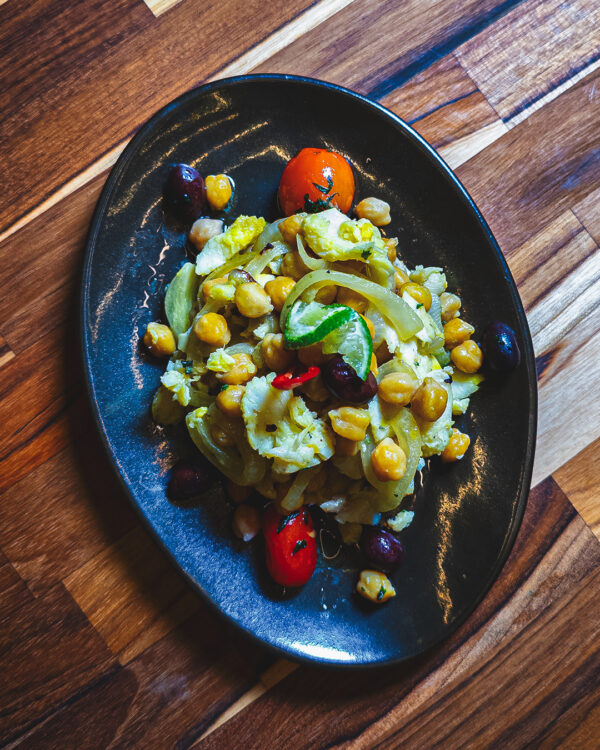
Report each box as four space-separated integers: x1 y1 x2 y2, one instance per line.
263 505 317 586
278 148 355 216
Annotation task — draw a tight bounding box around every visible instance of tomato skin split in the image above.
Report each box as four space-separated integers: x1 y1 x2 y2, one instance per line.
263 505 317 586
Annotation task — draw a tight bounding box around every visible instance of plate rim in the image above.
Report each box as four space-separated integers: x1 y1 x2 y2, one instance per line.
80 73 538 668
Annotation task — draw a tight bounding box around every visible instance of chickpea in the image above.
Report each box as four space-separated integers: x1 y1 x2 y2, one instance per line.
411 377 448 421
401 282 432 311
262 333 295 372
193 312 231 347
211 420 237 447
235 282 274 318
356 570 396 603
383 237 398 263
441 428 471 463
226 479 251 504
279 214 303 245
216 385 245 418
335 435 361 456
394 268 411 290
354 197 391 226
202 276 228 300
337 286 368 314
360 314 376 341
443 318 474 349
440 292 461 322
232 504 261 541
216 353 257 385
265 276 295 312
189 217 223 251
451 340 483 373
298 342 326 366
329 407 370 441
378 371 419 406
205 174 232 211
313 285 337 304
143 322 176 357
371 437 407 482
281 250 310 281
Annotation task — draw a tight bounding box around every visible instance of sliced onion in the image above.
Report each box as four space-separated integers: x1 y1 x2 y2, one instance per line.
245 241 288 277
296 235 327 271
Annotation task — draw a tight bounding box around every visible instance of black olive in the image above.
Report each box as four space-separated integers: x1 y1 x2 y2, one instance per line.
164 164 206 223
481 321 521 372
360 526 404 570
167 460 215 502
321 355 378 403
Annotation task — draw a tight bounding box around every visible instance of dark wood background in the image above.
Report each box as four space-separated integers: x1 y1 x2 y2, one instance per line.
1 0 599 747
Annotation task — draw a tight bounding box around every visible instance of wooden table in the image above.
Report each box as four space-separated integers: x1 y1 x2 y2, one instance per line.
1 0 599 747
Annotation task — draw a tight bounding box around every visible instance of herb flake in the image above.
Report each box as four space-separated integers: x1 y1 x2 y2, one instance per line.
291 539 307 556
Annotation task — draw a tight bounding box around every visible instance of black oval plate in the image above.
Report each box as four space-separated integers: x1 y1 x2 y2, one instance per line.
81 75 536 667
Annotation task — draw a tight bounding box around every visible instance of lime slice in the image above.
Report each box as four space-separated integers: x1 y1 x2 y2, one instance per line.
322 311 373 380
284 301 353 349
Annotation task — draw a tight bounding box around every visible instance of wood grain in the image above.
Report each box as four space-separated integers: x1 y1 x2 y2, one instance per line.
456 0 600 121
0 579 116 744
0 0 318 235
64 525 200 665
199 479 600 749
2 0 600 744
457 66 600 253
574 185 600 246
379 53 507 168
555 437 600 539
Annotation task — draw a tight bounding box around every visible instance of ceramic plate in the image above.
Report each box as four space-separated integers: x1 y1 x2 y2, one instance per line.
81 75 536 666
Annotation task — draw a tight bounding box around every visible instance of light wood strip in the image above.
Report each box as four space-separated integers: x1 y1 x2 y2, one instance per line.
456 0 600 121
457 66 600 253
0 139 127 248
142 0 182 17
554 438 600 539
438 118 507 169
573 185 600 245
64 525 200 665
195 660 298 744
211 0 358 81
0 334 15 369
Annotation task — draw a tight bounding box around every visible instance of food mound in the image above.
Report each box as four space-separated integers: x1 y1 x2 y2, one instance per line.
143 149 517 603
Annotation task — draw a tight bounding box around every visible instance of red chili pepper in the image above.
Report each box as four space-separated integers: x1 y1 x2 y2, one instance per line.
263 505 317 586
271 366 320 390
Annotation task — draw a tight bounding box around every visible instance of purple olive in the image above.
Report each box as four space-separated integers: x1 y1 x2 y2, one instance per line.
321 355 378 403
168 460 215 502
481 321 521 372
164 163 206 223
360 526 404 570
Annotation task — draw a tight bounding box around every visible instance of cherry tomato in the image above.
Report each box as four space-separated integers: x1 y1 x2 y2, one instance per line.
263 505 317 586
278 148 355 216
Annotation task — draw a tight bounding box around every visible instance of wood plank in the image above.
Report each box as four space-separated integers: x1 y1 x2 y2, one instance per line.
554 438 600 540
379 53 506 168
508 210 600 357
193 479 600 749
64 525 200 665
0 173 105 352
0 417 136 593
456 0 600 122
143 0 182 17
456 66 600 253
573 185 600 246
10 608 272 749
0 581 116 745
253 0 523 95
0 0 317 236
354 569 600 749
